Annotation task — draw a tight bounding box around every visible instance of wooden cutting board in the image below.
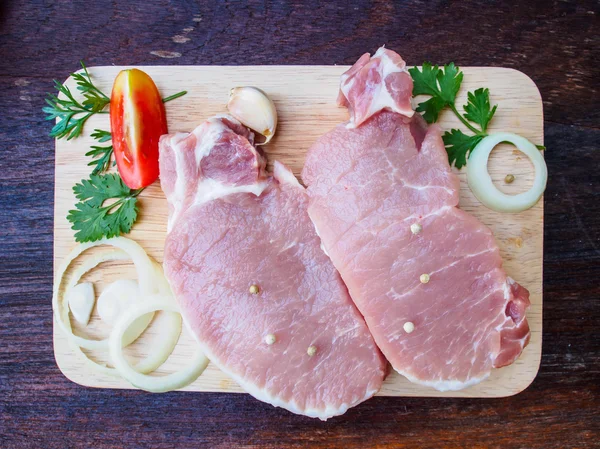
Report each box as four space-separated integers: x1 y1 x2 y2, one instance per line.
53 65 543 398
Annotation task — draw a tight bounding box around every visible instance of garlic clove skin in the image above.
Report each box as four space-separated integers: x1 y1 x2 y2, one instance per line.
227 86 277 145
67 282 95 326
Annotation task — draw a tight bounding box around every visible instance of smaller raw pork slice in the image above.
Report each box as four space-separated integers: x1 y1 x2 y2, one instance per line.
160 115 385 419
338 46 414 128
302 48 531 391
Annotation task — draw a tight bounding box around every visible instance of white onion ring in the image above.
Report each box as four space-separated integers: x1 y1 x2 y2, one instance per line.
53 237 160 349
109 297 209 392
61 249 129 376
467 132 547 213
57 245 182 376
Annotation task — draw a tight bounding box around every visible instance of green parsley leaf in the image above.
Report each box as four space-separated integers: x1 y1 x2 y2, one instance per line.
415 96 447 123
85 145 114 174
409 62 442 97
43 62 110 140
72 63 110 112
409 62 463 123
91 129 112 143
86 129 114 174
73 173 135 206
436 62 463 105
443 129 484 169
67 173 142 242
463 88 497 133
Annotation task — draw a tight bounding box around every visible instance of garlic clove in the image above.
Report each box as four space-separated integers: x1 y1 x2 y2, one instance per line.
97 279 139 325
227 86 277 145
66 282 95 326
97 279 154 346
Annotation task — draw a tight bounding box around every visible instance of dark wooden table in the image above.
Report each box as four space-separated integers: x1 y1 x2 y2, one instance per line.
1 1 598 447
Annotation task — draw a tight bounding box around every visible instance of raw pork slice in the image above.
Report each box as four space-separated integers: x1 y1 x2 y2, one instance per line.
302 49 531 391
160 115 385 419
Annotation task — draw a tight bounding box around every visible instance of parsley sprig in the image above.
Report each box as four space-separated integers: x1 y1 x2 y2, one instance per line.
409 63 543 169
67 174 143 242
43 62 110 140
71 127 141 243
86 129 114 174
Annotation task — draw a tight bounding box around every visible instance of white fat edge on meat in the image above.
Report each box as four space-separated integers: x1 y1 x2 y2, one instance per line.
167 132 192 233
272 160 302 189
397 368 491 392
344 47 413 129
193 177 268 207
311 220 331 258
177 307 362 421
168 117 267 232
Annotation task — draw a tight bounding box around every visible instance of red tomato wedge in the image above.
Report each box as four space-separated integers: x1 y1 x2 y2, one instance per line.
110 69 167 189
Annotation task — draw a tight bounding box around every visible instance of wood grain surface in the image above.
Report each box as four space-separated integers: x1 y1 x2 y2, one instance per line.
1 1 599 448
53 65 544 398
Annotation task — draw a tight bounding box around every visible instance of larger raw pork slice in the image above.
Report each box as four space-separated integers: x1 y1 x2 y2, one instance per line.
302 48 531 391
159 115 386 419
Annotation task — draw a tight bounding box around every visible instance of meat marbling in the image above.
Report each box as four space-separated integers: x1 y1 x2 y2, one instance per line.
160 115 386 419
302 48 531 391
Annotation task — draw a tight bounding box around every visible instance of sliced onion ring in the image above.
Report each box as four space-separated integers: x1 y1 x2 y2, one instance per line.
53 237 161 350
57 245 182 376
62 249 128 376
109 297 209 392
467 132 547 213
